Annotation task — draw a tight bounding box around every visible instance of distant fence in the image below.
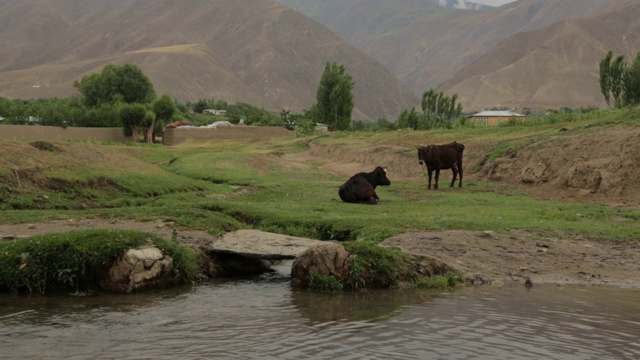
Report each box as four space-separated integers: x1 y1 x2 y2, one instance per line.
0 125 132 142
163 126 294 145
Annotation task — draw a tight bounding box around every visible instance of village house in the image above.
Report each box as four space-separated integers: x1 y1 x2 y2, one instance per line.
468 111 526 126
202 109 228 116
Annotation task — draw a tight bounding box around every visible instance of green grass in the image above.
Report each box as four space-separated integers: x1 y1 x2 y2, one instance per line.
415 272 464 289
343 241 410 290
309 273 344 293
0 230 199 294
1 109 639 294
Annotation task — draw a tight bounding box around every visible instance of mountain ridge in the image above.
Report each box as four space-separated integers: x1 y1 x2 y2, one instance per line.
278 0 636 110
0 0 419 120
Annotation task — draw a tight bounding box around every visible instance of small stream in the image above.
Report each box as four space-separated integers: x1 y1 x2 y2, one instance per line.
1 261 639 360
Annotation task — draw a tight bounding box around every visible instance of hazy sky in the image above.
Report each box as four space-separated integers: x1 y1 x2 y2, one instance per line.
473 0 517 6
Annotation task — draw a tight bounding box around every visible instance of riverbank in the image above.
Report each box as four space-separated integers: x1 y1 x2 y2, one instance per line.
3 218 639 288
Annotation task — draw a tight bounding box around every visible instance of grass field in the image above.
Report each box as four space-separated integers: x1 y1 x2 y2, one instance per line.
1 109 639 244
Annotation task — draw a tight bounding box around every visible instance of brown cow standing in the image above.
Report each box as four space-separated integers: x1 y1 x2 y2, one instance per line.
339 166 391 204
416 142 465 190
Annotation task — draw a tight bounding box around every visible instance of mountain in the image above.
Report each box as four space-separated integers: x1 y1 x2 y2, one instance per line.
437 0 493 10
0 0 419 121
441 2 640 111
277 0 634 109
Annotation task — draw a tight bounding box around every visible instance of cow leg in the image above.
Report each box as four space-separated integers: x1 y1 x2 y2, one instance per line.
427 170 433 190
360 185 378 205
367 191 380 205
450 167 458 188
458 163 463 188
434 169 440 190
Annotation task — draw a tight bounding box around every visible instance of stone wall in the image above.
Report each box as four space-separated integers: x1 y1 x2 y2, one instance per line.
163 126 294 145
0 125 132 142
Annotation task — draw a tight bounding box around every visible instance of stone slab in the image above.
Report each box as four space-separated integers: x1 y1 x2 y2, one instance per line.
212 230 325 260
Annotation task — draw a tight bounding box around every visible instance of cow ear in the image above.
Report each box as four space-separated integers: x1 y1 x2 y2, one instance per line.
415 145 420 149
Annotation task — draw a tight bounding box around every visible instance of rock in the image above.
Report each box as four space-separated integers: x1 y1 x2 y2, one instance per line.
292 243 454 289
291 243 352 288
406 253 453 278
213 230 325 260
524 277 533 288
99 245 174 293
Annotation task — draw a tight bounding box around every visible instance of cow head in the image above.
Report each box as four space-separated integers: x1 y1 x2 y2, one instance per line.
416 145 427 165
374 166 391 186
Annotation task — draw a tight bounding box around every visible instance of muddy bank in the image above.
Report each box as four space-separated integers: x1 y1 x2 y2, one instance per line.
381 230 640 288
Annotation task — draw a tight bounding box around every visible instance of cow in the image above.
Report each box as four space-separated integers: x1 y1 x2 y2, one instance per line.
416 141 465 190
338 166 391 204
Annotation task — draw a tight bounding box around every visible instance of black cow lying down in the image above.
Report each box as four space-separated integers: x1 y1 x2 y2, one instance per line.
339 166 391 205
416 141 465 190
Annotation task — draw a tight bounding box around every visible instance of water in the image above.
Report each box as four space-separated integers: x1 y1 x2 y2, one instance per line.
1 261 639 360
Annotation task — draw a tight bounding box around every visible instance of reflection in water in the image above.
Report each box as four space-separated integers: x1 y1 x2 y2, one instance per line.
291 287 445 327
1 261 639 360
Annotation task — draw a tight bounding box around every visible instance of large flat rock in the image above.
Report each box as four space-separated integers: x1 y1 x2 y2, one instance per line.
212 230 325 260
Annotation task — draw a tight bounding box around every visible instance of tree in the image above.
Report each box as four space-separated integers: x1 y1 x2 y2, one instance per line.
610 55 627 108
149 95 176 143
622 52 640 107
74 64 156 107
599 50 640 108
397 107 419 130
599 51 613 106
192 99 214 113
280 109 295 130
119 103 148 141
316 62 355 130
420 89 463 129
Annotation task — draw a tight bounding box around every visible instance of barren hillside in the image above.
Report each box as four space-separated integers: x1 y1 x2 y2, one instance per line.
442 3 640 111
279 0 635 110
0 0 418 120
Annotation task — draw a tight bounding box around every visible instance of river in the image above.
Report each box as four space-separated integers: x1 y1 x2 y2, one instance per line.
1 261 639 360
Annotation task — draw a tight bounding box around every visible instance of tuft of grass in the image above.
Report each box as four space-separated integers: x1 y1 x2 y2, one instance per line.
415 272 464 289
309 273 344 293
342 241 410 290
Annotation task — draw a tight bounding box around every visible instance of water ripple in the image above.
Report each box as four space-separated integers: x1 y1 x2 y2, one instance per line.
1 284 639 359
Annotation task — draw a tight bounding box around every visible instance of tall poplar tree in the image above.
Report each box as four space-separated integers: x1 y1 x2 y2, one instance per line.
316 62 355 130
599 51 613 106
622 52 640 107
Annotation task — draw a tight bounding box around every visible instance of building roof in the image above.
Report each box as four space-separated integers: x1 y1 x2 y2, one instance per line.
469 111 525 117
